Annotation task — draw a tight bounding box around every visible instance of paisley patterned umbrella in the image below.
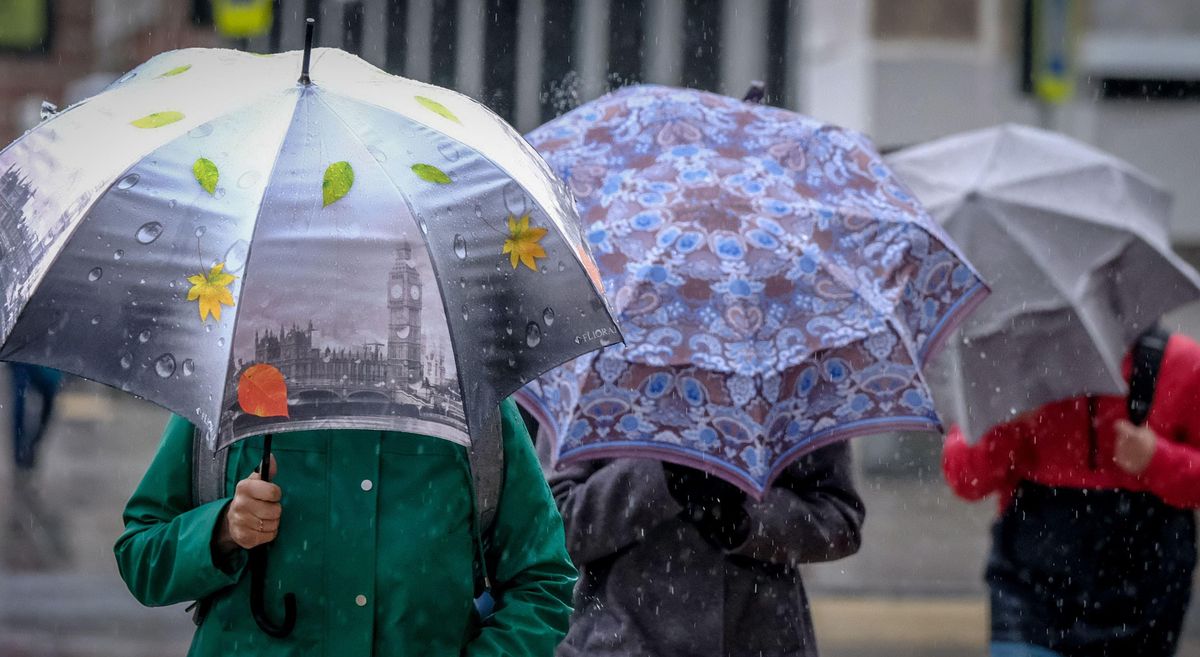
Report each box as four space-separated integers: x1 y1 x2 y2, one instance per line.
0 45 619 452
515 85 988 498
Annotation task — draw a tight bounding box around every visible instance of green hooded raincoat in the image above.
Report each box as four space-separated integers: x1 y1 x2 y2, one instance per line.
114 399 575 656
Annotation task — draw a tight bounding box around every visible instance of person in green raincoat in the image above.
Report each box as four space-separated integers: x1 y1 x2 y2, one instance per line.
114 399 576 656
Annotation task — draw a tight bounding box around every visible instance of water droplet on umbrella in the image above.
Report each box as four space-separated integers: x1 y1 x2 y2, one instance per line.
168 199 177 209
136 222 163 244
507 357 517 368
367 146 387 162
458 277 466 288
90 315 100 325
204 324 212 333
504 320 513 335
113 249 124 260
182 359 195 376
224 240 250 272
418 217 428 234
195 226 207 238
503 181 528 216
462 304 469 320
543 307 555 326
526 322 542 347
155 353 176 378
87 267 103 282
116 174 140 190
558 260 565 272
453 235 467 259
119 353 133 369
138 329 152 343
237 171 261 189
217 337 225 347
214 188 226 199
188 124 214 138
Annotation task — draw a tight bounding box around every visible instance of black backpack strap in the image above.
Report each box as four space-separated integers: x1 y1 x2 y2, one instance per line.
468 411 505 596
189 426 229 626
1128 324 1170 426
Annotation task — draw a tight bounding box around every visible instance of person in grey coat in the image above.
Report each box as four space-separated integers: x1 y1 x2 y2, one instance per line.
537 432 865 657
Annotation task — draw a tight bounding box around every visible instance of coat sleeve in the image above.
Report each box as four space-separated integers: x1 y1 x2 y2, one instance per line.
726 442 864 568
535 429 683 567
1139 345 1200 508
942 420 1027 501
113 414 247 607
464 399 578 657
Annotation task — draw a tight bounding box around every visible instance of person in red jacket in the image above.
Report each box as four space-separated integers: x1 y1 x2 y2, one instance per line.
943 329 1200 657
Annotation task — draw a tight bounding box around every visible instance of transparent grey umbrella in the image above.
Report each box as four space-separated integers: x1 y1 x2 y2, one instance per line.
887 124 1200 440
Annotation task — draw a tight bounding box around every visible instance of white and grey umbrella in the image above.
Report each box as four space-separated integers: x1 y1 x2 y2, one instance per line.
0 41 618 452
887 124 1200 440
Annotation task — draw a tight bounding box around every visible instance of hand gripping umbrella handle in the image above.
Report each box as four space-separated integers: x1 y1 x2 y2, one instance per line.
249 434 297 638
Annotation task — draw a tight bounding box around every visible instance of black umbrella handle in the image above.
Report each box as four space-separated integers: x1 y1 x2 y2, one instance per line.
249 434 297 638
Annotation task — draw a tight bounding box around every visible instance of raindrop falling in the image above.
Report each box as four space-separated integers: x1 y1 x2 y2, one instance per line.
113 249 124 260
154 353 176 378
195 226 207 238
453 234 467 260
525 321 542 348
437 142 461 162
119 353 133 370
87 267 103 282
182 359 195 376
188 124 214 138
505 321 513 335
237 171 261 189
135 222 164 244
116 173 140 190
138 329 152 343
223 240 250 273
543 307 555 326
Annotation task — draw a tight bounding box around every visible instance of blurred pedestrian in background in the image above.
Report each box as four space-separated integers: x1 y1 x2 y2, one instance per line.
536 427 864 657
943 326 1200 657
9 363 63 487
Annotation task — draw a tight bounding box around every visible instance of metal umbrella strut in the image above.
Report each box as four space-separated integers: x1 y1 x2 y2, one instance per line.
516 85 989 498
0 20 619 636
886 123 1200 440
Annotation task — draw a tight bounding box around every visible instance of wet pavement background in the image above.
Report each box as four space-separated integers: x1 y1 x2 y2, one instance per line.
3 301 1200 656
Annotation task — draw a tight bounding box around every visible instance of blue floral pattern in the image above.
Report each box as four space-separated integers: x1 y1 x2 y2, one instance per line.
517 85 988 497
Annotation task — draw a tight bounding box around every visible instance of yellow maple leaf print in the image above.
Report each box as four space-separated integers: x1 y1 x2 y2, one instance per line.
186 262 237 322
502 214 548 271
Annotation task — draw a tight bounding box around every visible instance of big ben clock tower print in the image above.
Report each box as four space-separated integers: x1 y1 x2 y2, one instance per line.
388 241 423 385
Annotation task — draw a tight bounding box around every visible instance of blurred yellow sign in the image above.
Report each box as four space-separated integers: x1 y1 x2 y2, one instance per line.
1031 0 1078 104
0 0 50 51
213 0 274 39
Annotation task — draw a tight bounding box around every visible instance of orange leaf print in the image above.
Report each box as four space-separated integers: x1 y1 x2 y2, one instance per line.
237 364 289 418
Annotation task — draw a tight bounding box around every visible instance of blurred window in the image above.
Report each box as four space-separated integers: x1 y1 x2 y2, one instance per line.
0 0 53 54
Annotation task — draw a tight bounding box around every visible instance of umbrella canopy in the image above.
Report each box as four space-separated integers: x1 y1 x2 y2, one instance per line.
515 85 988 497
0 46 619 450
886 123 1200 441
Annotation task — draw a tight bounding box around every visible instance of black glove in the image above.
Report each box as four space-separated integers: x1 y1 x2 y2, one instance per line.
662 462 750 550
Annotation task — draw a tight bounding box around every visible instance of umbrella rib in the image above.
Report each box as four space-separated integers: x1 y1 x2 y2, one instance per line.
975 201 1126 389
211 90 305 447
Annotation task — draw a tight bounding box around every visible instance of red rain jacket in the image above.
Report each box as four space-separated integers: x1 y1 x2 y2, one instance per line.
943 333 1200 512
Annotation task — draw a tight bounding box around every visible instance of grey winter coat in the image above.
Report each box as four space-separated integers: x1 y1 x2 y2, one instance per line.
539 438 865 657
